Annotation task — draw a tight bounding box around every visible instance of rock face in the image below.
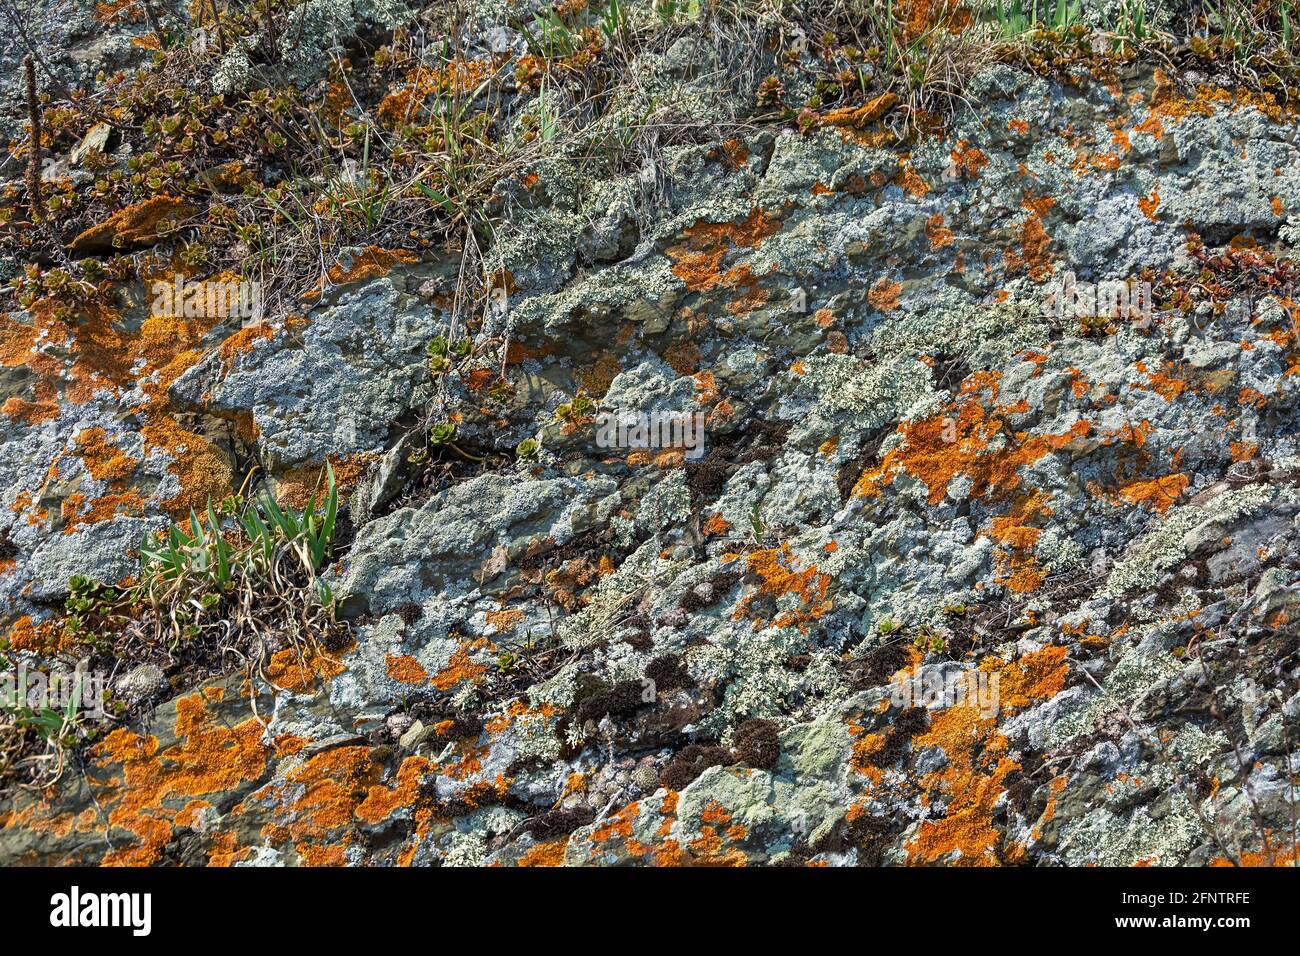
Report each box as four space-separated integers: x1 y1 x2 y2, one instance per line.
4 3 1300 868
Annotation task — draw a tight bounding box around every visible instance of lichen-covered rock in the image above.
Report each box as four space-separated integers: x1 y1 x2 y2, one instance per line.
6 5 1300 870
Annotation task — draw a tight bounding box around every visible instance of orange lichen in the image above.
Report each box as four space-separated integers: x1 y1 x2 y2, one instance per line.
518 839 568 866
4 614 67 654
249 744 383 864
731 542 832 631
274 454 373 509
897 161 930 198
818 93 899 145
903 646 1068 865
354 756 432 824
74 427 139 484
925 213 954 248
1135 359 1190 401
868 278 903 312
982 645 1070 711
591 801 638 844
950 140 988 178
218 322 275 366
906 705 1018 865
266 646 347 692
385 653 430 685
702 512 732 536
1210 832 1300 867
430 639 491 692
987 492 1053 594
854 381 1091 505
327 246 419 286
70 196 191 253
485 608 524 633
377 57 505 126
62 489 146 533
92 692 271 866
2 397 59 425
1004 214 1054 282
665 209 781 293
1117 472 1189 514
139 413 233 515
1139 189 1160 221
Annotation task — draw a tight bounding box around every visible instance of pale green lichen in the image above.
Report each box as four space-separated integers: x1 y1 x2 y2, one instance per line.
1103 484 1278 597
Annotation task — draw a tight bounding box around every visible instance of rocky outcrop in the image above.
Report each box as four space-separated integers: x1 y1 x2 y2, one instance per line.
3 2 1300 867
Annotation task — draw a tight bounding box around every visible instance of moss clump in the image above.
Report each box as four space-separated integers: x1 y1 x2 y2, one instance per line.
733 717 781 769
660 743 730 790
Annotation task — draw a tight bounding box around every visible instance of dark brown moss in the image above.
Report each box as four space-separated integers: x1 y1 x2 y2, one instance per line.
574 679 643 725
645 654 690 692
870 705 929 769
733 718 782 770
522 806 595 840
659 744 730 790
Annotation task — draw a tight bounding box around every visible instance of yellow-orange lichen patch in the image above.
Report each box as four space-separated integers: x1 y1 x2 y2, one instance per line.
385 653 429 686
906 709 1018 865
139 413 233 515
70 196 191 253
354 756 432 824
854 384 1091 506
579 351 621 397
206 831 251 867
986 492 1053 594
92 691 271 866
981 645 1070 712
325 246 419 288
1139 189 1160 221
250 744 382 864
702 513 732 536
1134 359 1190 402
950 140 988 178
266 646 347 692
731 542 832 631
1117 472 1189 514
867 278 903 312
1004 213 1054 282
485 608 524 634
218 322 275 367
820 92 899 130
1210 832 1300 867
62 490 146 533
1150 76 1289 127
518 839 567 866
665 209 781 294
903 647 1067 865
591 800 638 845
818 93 899 145
430 638 491 692
74 427 139 484
4 614 68 654
2 397 59 425
925 213 954 248
897 161 930 198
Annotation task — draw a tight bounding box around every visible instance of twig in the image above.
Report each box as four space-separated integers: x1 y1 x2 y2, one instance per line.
140 0 166 48
22 55 43 224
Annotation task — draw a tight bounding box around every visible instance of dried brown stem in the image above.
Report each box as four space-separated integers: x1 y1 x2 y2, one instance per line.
22 54 43 224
